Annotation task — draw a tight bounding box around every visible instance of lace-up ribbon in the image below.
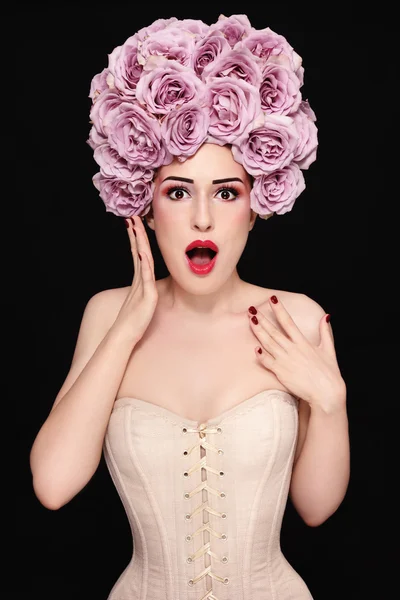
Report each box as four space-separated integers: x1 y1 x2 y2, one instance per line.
182 423 229 600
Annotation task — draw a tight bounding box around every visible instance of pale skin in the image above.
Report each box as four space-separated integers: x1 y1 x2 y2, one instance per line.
137 143 350 527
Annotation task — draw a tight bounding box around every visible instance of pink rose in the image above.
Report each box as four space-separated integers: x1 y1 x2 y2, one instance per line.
89 89 125 145
209 14 253 47
92 172 154 217
135 59 205 115
161 103 210 160
193 33 231 78
108 101 173 168
107 34 143 97
136 27 196 68
136 18 179 42
232 114 299 175
236 28 302 74
292 101 318 169
205 77 262 144
89 68 110 101
260 61 302 115
250 164 306 217
202 48 263 88
93 142 154 181
173 19 209 38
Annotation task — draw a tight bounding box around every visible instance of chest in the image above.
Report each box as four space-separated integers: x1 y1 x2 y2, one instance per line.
116 308 284 422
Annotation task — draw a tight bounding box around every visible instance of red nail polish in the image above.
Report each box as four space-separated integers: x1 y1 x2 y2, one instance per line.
124 219 129 228
138 253 142 261
326 314 331 323
257 347 262 354
251 316 258 325
248 306 257 315
270 295 278 304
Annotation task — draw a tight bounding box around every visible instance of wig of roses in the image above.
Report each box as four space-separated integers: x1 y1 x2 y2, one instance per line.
88 14 318 219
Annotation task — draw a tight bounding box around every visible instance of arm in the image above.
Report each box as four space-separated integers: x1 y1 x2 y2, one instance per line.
30 289 137 510
289 386 350 526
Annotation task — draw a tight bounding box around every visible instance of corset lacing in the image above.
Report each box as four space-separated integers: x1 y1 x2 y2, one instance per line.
182 422 229 600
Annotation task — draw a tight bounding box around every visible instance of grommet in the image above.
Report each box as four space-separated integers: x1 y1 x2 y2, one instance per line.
219 471 225 477
185 534 192 542
186 556 193 563
216 427 222 434
221 513 227 519
183 471 189 477
220 492 226 498
183 450 188 456
185 513 192 521
218 448 224 455
182 427 188 434
184 492 190 499
224 577 229 584
222 556 228 563
221 533 227 540
188 579 194 586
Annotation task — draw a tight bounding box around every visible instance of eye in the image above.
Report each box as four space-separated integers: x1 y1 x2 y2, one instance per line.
165 186 190 200
215 187 240 201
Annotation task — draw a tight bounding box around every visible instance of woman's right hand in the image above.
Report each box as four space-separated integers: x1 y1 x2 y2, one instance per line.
112 216 159 343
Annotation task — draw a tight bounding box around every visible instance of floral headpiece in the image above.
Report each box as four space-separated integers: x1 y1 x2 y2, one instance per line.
87 14 318 220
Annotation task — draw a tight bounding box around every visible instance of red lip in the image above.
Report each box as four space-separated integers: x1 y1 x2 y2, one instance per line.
185 239 219 253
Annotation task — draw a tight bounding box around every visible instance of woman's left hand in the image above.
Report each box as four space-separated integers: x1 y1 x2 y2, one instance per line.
248 295 346 410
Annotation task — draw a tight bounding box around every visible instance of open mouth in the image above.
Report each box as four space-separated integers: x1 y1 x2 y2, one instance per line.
186 247 217 265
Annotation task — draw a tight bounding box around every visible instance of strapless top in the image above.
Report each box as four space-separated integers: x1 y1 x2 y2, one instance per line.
103 388 313 600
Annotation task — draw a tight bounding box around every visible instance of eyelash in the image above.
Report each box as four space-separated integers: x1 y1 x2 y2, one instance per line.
165 185 241 201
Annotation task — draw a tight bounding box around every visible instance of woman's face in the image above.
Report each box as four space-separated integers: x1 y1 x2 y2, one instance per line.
146 143 258 292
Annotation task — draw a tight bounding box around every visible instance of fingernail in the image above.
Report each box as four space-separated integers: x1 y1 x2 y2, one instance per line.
124 219 129 228
138 253 142 261
248 306 257 315
326 314 331 323
257 347 262 354
270 295 278 304
251 316 258 325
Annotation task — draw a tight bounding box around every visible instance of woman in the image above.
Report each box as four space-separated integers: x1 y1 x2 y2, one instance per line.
30 14 349 600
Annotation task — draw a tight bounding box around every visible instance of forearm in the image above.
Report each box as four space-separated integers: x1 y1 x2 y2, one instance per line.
289 398 350 526
30 326 137 509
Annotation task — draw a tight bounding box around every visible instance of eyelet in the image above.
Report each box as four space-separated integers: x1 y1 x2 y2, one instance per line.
221 533 227 540
218 448 224 455
221 513 227 519
219 471 225 477
188 579 194 586
184 492 190 499
216 427 222 434
183 450 188 456
182 427 188 434
185 534 192 542
222 556 228 563
186 557 192 563
220 492 226 498
183 471 189 477
224 577 229 584
185 513 192 521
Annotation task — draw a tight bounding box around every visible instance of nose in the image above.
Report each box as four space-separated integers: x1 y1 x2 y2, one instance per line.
191 193 214 232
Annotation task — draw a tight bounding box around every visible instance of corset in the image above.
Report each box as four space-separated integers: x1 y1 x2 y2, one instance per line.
103 388 313 599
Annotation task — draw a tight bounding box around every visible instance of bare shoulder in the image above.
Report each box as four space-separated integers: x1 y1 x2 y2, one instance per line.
91 285 130 327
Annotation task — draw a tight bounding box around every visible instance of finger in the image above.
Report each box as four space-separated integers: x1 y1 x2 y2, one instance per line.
248 312 286 357
131 216 155 273
140 251 156 285
125 218 141 281
267 295 305 344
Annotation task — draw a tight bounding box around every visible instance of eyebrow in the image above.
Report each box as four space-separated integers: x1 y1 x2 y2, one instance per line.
161 176 244 184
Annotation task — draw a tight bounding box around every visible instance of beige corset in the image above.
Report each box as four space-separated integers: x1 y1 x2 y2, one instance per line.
103 389 313 600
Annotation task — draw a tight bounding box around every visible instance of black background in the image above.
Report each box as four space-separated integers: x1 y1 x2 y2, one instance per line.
17 2 392 599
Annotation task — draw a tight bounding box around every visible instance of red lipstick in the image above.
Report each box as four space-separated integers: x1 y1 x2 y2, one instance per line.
185 239 219 276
